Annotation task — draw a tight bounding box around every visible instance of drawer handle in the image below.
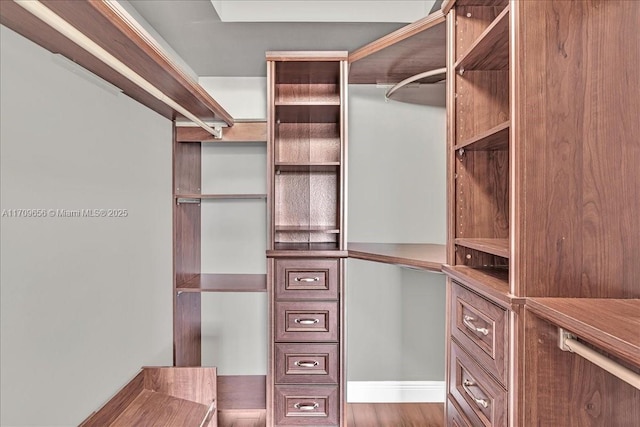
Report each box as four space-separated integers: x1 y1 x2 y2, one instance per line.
295 360 319 368
463 315 489 336
462 379 489 409
294 402 319 411
295 318 320 325
295 276 320 283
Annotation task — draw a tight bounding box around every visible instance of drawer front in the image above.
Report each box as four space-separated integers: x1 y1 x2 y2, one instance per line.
275 301 339 342
274 385 339 426
447 396 476 427
449 340 507 427
275 343 339 384
450 281 508 386
275 259 339 300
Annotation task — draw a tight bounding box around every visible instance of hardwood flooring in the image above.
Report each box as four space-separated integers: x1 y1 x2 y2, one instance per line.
218 403 445 427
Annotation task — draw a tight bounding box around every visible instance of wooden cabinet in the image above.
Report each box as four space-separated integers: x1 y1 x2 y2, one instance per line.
266 52 348 427
444 0 640 425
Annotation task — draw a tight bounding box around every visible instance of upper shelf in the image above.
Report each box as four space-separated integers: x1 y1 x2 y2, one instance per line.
526 298 640 368
0 0 233 125
349 11 446 84
455 5 510 72
347 243 446 272
176 121 267 143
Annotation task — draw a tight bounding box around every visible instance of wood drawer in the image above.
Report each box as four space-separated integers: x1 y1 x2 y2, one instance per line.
275 301 339 342
447 396 476 427
274 385 339 426
450 280 508 386
275 259 339 300
449 339 507 427
275 343 339 384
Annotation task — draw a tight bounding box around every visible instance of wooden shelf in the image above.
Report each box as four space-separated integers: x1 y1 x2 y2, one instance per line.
455 5 510 72
442 265 519 307
175 194 267 200
176 121 267 143
275 101 340 107
177 274 267 293
0 1 232 125
275 162 340 172
80 367 217 427
347 243 446 273
455 238 510 258
455 120 510 151
268 243 345 255
526 298 640 367
349 11 446 84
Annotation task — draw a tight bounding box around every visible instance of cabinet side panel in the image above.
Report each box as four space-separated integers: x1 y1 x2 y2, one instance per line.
515 0 640 297
522 310 640 426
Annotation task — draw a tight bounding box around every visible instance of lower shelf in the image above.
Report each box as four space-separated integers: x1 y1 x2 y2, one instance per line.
177 274 267 292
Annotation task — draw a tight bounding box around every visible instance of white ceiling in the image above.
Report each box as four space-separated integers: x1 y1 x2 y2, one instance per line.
128 0 441 77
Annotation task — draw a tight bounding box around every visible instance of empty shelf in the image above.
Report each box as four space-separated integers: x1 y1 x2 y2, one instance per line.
348 243 446 272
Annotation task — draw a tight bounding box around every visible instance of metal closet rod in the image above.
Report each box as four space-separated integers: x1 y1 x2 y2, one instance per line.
13 0 223 139
385 67 447 100
558 328 640 390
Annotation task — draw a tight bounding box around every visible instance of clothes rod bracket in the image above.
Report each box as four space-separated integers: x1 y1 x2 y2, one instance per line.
177 198 201 205
558 327 640 390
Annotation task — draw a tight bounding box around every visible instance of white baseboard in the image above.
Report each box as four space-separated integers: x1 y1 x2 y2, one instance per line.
347 381 446 403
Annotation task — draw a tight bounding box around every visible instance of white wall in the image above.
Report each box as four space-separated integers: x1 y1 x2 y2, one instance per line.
0 26 173 426
347 85 447 383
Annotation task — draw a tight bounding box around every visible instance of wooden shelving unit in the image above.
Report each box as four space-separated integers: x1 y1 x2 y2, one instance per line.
454 5 510 72
267 51 348 427
177 274 267 293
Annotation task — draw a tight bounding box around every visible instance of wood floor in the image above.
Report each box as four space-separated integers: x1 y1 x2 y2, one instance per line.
219 403 445 427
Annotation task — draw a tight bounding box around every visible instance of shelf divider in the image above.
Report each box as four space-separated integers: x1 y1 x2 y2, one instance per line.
455 120 510 151
455 5 510 72
177 274 267 293
454 238 510 258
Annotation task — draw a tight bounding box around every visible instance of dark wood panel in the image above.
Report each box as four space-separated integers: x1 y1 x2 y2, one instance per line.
267 246 347 257
526 298 640 367
522 310 640 426
143 367 217 406
274 385 339 426
274 343 339 384
514 0 640 298
217 376 266 411
0 0 232 123
275 258 339 300
174 292 201 367
276 123 340 163
174 203 201 287
347 243 446 272
349 12 446 84
177 122 267 143
276 104 341 124
455 149 509 240
173 139 201 196
454 238 509 258
442 266 515 308
274 301 339 342
455 6 505 63
454 121 509 151
109 390 210 427
178 274 267 293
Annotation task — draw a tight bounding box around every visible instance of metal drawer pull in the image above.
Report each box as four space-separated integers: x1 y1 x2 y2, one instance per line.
294 402 319 411
294 318 320 325
295 360 319 368
295 276 320 282
462 379 489 409
463 315 489 336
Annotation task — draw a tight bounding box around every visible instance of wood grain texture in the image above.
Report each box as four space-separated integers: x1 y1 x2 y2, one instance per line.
447 398 473 427
177 122 267 143
217 376 266 411
455 5 509 71
143 367 217 406
275 258 339 300
177 274 267 293
513 0 640 298
109 390 210 427
525 298 640 367
266 51 348 62
174 292 202 366
454 238 509 258
455 6 506 63
0 0 232 123
218 410 266 427
441 266 515 307
276 123 340 163
274 301 339 342
522 310 640 426
174 140 201 196
349 12 446 84
348 403 445 427
274 385 339 426
274 343 339 384
276 104 341 124
347 243 446 272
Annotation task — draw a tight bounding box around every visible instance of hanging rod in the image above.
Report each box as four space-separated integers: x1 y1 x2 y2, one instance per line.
385 67 447 101
13 0 222 139
558 328 640 390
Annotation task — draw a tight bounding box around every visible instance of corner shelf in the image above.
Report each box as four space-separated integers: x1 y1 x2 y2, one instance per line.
455 5 510 72
347 243 446 273
454 238 510 258
177 274 267 293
